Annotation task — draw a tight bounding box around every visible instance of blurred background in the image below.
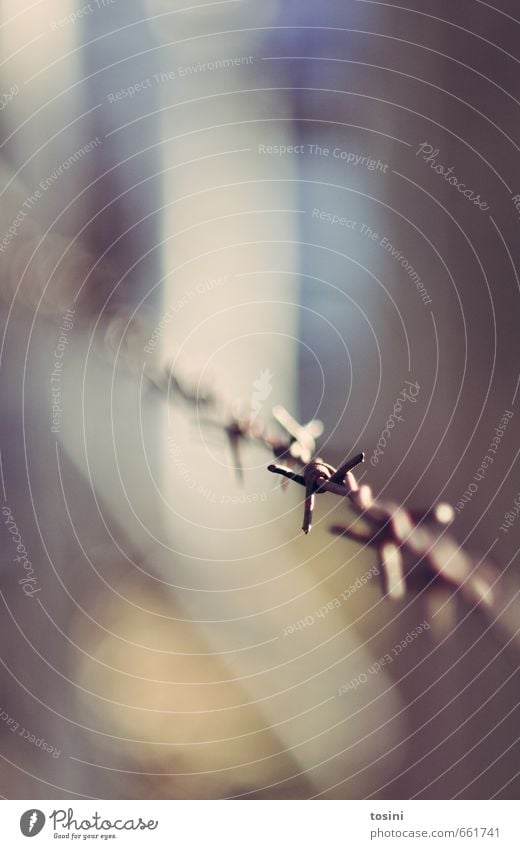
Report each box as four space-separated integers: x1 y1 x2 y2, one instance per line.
0 0 519 799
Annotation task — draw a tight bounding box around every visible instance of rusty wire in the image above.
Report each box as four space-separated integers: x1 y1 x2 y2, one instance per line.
147 361 499 613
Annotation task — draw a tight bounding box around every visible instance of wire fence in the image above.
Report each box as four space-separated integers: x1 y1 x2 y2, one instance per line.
143 356 503 625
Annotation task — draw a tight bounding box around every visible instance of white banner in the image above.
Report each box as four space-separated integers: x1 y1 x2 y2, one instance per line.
0 800 517 848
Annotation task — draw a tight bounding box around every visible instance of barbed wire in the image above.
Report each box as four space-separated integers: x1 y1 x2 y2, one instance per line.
144 359 500 617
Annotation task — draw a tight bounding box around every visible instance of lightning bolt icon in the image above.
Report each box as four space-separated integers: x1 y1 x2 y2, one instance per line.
28 811 38 833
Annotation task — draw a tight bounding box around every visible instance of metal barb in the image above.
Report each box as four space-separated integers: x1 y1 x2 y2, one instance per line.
268 454 364 533
330 489 497 607
152 363 500 615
